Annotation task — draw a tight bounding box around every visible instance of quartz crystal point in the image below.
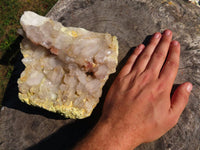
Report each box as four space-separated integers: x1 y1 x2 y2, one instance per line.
18 11 118 119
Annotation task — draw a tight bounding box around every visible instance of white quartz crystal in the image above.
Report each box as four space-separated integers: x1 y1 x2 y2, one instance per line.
18 11 118 119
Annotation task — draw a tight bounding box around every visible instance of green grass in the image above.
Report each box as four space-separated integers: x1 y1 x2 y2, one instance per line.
0 0 58 106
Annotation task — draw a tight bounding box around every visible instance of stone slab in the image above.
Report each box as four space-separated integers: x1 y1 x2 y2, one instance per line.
1 0 200 150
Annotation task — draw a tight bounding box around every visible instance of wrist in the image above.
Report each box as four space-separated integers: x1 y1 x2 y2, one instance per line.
91 118 142 150
74 118 142 150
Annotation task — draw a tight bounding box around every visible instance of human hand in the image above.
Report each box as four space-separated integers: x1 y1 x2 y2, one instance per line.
74 30 192 150
98 29 192 149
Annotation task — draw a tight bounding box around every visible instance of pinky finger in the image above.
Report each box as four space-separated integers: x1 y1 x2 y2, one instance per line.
118 44 145 78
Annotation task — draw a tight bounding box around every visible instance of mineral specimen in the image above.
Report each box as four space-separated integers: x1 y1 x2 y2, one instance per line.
18 11 118 119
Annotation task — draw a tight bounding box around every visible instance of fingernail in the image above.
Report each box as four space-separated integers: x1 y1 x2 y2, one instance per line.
172 41 179 46
138 44 144 49
186 83 193 92
154 32 160 38
164 30 171 36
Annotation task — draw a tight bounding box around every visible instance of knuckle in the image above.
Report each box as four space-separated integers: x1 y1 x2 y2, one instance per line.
132 53 138 58
166 60 178 68
141 72 153 83
134 48 141 55
116 76 125 83
135 67 143 75
114 77 126 89
156 81 166 93
154 50 165 59
150 39 159 47
116 74 132 85
142 53 150 60
127 56 136 64
125 61 132 68
146 68 156 77
162 36 172 43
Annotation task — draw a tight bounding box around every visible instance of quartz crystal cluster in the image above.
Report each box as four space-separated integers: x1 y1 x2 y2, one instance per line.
18 11 118 119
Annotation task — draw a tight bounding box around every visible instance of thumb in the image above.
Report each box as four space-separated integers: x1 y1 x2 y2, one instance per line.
170 82 192 117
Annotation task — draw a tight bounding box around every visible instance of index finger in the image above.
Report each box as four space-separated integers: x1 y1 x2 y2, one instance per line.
159 40 180 90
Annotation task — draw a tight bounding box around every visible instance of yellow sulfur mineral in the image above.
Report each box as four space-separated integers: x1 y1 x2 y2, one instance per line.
18 11 118 119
